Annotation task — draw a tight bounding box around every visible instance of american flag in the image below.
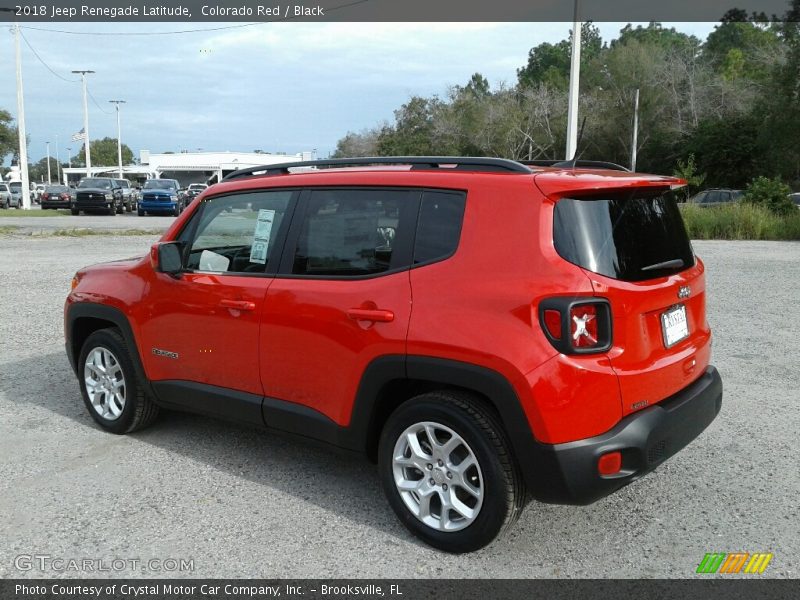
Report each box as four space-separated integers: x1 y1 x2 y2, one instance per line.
71 128 85 142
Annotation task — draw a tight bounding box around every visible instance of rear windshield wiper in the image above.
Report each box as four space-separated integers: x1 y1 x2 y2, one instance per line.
640 258 684 272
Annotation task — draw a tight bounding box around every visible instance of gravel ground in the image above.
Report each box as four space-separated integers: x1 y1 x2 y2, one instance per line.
0 211 174 234
0 234 797 579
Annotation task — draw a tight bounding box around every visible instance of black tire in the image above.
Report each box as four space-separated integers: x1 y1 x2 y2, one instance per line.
378 391 525 553
172 204 180 217
138 208 145 216
116 202 124 214
77 328 159 434
71 207 79 216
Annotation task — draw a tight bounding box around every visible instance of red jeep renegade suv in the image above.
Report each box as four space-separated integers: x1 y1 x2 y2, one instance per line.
65 157 722 552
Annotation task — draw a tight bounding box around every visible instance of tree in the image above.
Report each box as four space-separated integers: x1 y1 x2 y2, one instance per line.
0 109 17 165
743 176 794 215
71 137 134 167
28 156 63 183
517 23 602 89
331 128 381 158
673 154 706 201
376 96 441 156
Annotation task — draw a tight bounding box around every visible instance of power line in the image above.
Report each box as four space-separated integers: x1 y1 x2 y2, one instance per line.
18 28 80 83
87 86 113 114
18 0 371 36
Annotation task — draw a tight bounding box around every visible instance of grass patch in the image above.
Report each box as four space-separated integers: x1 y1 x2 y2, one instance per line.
46 228 163 237
679 202 800 240
0 225 19 234
0 208 71 217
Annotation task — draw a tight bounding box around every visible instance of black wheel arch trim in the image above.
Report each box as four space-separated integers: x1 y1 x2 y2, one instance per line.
65 302 154 397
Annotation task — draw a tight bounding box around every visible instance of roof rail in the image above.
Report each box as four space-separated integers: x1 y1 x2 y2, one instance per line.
222 156 533 181
520 159 630 172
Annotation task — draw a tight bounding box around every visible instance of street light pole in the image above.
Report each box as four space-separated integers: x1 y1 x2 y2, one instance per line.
46 141 51 184
13 23 32 209
55 134 61 184
565 0 582 160
66 147 72 169
109 100 126 179
72 70 94 177
631 88 640 172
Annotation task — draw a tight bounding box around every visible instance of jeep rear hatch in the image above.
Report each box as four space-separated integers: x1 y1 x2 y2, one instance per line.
550 186 712 417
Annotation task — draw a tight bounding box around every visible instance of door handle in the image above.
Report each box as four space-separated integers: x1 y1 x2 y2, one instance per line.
346 308 394 323
220 299 256 311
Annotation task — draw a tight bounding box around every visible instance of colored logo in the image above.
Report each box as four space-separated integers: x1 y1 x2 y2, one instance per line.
696 552 773 574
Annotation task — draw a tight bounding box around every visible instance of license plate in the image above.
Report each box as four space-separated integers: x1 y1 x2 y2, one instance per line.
661 304 689 347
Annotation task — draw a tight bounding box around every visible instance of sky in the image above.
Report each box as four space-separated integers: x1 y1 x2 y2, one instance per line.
0 21 717 164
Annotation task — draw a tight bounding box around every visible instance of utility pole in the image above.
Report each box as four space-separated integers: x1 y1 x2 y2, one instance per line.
565 0 582 160
13 23 32 209
72 70 94 177
109 100 126 179
46 141 51 184
55 134 61 184
631 88 640 172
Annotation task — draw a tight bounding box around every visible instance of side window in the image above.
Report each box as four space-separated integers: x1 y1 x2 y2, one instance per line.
414 191 466 264
705 191 722 204
291 189 415 276
184 190 292 274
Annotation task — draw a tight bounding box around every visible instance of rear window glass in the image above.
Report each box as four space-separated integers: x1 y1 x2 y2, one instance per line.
553 189 694 282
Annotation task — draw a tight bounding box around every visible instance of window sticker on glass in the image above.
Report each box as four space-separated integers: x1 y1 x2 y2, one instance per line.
254 209 275 245
249 241 268 265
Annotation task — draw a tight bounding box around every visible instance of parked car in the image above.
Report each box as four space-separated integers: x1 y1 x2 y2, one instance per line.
0 182 11 208
114 179 136 212
688 188 743 207
71 177 125 215
138 179 181 216
788 192 800 209
40 185 72 209
65 157 722 553
8 181 23 208
185 183 208 204
33 183 46 203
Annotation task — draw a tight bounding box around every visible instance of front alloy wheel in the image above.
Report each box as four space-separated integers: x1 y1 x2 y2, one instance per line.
78 328 159 434
84 347 126 420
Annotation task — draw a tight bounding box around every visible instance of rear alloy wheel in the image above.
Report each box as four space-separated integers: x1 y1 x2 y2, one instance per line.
379 391 525 553
78 328 159 434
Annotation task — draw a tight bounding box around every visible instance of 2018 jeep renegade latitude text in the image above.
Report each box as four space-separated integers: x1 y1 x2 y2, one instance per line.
65 157 722 552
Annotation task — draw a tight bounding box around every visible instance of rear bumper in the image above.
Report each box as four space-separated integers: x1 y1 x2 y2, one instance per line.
524 366 722 505
42 200 71 209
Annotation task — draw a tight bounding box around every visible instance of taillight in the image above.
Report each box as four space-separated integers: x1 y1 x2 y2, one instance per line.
543 309 562 340
570 304 598 348
42 193 49 200
538 298 612 354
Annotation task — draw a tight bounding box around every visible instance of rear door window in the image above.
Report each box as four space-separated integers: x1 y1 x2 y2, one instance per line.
553 189 695 282
288 189 418 277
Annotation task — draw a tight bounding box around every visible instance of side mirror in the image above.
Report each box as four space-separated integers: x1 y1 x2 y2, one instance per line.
151 242 183 276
